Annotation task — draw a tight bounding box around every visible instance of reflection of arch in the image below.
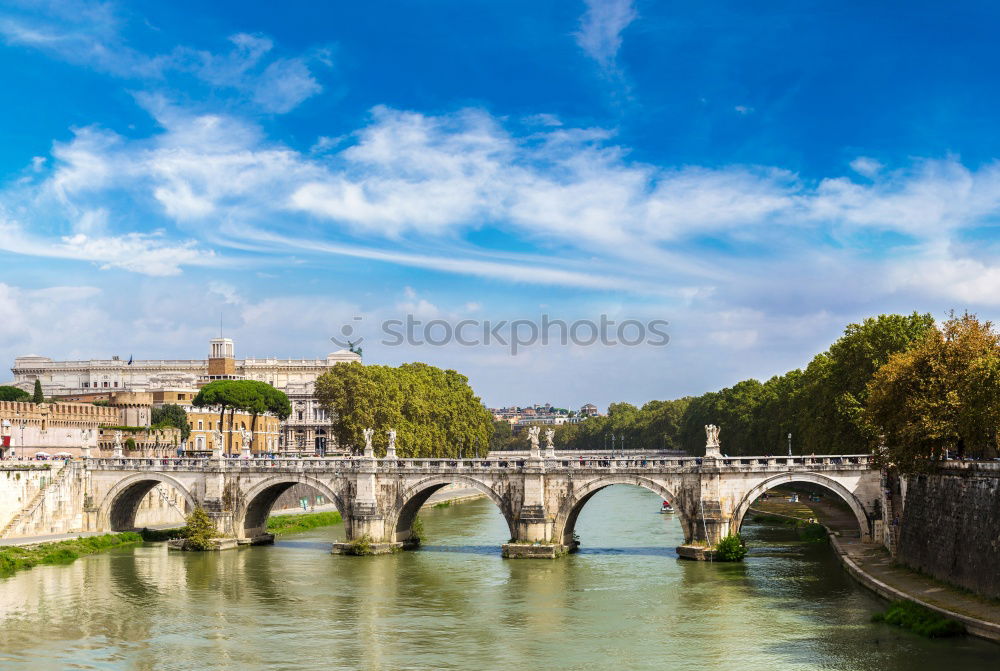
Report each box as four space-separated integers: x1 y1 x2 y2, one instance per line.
99 473 196 531
236 476 345 539
731 472 870 539
390 475 512 543
554 476 690 546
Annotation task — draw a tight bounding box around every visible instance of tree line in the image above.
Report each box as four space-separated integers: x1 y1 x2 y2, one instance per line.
549 312 1000 472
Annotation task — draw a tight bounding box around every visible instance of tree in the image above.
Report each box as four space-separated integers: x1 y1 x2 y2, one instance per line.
865 313 1000 472
184 507 217 551
0 386 29 402
315 362 494 458
192 380 290 454
31 380 43 404
152 404 192 442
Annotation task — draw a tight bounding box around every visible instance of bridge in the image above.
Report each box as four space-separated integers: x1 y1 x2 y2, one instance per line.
82 447 880 558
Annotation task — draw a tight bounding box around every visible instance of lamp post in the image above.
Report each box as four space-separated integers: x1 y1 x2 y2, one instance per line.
787 432 792 457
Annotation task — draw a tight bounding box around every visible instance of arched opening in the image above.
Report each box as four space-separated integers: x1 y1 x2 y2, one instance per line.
555 477 692 549
732 473 871 541
238 477 343 541
391 477 513 547
102 475 194 532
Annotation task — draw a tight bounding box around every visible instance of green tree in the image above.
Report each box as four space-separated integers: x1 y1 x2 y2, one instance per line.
865 313 1000 471
151 404 191 442
193 380 290 454
315 362 493 458
0 386 29 402
489 419 516 451
184 507 217 551
31 380 43 404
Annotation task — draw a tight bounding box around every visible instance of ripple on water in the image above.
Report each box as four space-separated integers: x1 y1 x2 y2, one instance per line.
0 488 998 670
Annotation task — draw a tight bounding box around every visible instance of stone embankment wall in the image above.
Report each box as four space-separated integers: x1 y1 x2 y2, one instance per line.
0 462 186 538
897 464 1000 600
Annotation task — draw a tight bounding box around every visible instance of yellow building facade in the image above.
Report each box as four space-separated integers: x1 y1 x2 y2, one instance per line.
186 408 281 455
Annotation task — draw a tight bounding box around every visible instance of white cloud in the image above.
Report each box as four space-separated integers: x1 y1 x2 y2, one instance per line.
575 0 637 69
849 156 882 178
734 105 754 115
0 7 323 113
0 219 218 276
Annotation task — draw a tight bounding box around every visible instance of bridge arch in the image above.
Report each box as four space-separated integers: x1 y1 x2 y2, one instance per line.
235 475 346 540
554 475 692 547
389 475 514 544
731 472 871 540
99 472 196 532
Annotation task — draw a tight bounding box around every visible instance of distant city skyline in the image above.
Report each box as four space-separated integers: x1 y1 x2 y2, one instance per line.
2 1 999 408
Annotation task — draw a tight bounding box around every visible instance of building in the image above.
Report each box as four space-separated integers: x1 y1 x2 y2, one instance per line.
10 337 361 455
186 408 281 456
0 401 118 458
580 403 599 417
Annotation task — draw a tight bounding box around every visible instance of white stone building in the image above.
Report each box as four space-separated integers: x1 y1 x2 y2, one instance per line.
10 338 361 455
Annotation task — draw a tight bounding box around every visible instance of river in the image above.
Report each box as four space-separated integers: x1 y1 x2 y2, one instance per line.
0 486 996 670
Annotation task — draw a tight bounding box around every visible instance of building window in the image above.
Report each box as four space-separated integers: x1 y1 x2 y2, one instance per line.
198 420 203 430
103 382 109 388
298 411 303 420
82 382 89 388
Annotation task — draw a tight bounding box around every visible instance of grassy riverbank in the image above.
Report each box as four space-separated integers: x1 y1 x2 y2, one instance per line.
0 532 143 576
267 511 342 534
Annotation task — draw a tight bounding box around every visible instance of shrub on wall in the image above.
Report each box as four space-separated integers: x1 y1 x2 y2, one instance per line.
714 534 748 561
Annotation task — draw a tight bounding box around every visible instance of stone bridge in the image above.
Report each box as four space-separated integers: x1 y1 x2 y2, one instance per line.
82 450 880 558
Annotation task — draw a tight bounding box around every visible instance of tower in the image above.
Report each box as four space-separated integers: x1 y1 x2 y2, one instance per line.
208 338 236 377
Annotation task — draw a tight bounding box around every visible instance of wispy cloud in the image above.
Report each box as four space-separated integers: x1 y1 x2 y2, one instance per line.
0 3 325 113
575 0 637 70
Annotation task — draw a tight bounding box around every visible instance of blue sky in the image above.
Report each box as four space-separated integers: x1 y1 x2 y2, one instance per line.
2 0 1000 408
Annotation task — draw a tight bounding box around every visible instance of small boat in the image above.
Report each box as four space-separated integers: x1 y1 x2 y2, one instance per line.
660 501 675 514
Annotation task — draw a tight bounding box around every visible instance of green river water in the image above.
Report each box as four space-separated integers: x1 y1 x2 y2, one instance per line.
0 486 996 670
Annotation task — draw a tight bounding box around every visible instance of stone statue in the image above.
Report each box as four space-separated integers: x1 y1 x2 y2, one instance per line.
240 427 253 457
113 430 123 457
704 424 721 458
363 428 375 457
528 426 541 456
386 428 397 459
544 428 555 457
212 429 224 459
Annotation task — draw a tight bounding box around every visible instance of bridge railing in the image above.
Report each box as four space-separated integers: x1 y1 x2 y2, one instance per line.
84 453 872 472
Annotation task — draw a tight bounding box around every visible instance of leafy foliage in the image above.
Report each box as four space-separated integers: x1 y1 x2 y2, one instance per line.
0 386 30 402
865 312 1000 472
315 362 493 457
555 313 935 455
151 404 191 442
714 534 748 561
192 380 290 452
32 380 44 404
184 507 217 551
871 601 965 637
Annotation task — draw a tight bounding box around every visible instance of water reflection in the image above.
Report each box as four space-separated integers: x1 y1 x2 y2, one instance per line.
0 487 996 670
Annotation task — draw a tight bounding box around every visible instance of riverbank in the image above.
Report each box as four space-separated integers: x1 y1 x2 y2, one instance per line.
752 490 1000 642
0 532 142 576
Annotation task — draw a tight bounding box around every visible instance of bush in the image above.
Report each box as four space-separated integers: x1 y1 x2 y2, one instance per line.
410 516 424 546
872 601 965 638
714 534 748 562
345 535 375 556
799 523 828 543
184 507 217 551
